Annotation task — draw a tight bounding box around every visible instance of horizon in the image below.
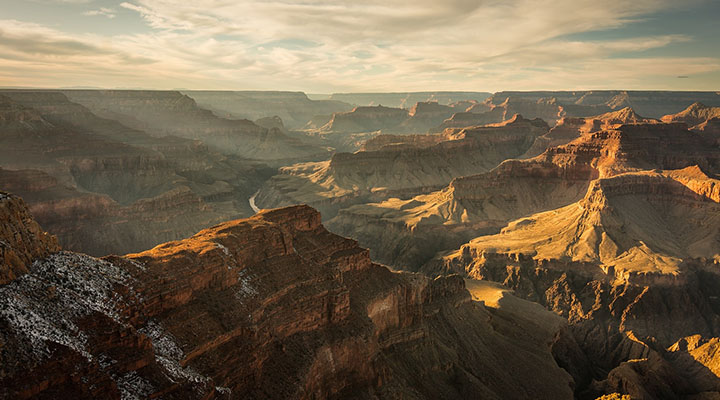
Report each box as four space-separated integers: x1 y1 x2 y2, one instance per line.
1 0 719 92
1 87 719 95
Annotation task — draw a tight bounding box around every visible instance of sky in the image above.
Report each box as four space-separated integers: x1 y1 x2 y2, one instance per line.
0 0 718 93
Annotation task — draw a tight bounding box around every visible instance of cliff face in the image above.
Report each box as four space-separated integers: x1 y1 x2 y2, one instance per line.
320 105 410 133
0 168 248 256
327 122 720 269
61 90 330 163
315 101 487 138
662 102 720 145
360 133 446 151
426 167 720 398
435 97 564 131
256 115 548 220
521 107 660 158
436 167 720 276
0 193 60 284
0 197 573 399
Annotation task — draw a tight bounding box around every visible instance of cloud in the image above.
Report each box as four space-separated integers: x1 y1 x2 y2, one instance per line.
83 8 117 19
1 0 718 91
30 0 94 4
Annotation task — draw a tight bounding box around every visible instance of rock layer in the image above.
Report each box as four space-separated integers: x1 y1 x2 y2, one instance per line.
0 193 59 284
256 115 548 219
423 166 720 398
328 122 720 269
662 102 720 144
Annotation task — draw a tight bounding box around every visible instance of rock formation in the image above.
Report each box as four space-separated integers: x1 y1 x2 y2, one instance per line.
328 122 720 269
521 107 660 158
662 102 720 145
0 194 573 399
307 101 479 152
60 90 330 163
0 92 275 255
319 105 410 133
488 91 720 118
426 166 720 398
184 90 353 129
0 193 59 284
256 115 549 219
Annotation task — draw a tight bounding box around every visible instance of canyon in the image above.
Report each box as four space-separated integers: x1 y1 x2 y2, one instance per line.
0 193 575 399
0 91 275 255
3 89 720 399
255 115 549 219
327 114 715 268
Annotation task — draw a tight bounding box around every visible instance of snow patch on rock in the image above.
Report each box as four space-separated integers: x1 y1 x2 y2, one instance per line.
139 320 211 384
0 252 133 361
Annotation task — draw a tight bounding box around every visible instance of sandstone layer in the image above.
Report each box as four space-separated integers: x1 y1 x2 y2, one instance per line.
522 107 660 158
328 122 720 268
425 166 720 398
0 193 60 284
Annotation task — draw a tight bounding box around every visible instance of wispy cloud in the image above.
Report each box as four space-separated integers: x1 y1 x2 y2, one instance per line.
1 0 718 91
83 8 117 19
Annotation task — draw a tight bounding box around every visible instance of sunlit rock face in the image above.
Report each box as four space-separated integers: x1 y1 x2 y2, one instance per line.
425 169 720 397
0 193 60 284
328 121 720 269
0 197 573 399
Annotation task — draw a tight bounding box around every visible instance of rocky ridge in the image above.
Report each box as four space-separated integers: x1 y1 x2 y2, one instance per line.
488 90 720 118
662 102 720 145
327 122 720 268
183 90 353 129
256 115 549 219
426 166 720 398
0 193 60 284
60 90 330 163
0 194 574 399
522 107 660 158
